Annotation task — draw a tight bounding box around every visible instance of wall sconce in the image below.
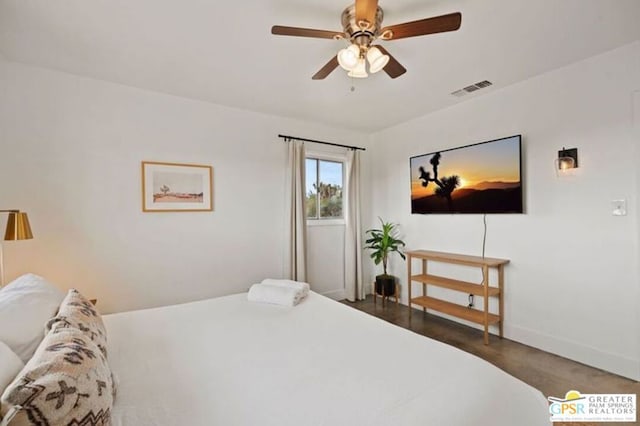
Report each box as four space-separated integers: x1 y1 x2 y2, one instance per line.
0 210 34 286
557 147 578 171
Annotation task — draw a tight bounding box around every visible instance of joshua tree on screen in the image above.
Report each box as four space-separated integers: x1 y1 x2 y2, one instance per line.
418 152 460 210
160 185 170 195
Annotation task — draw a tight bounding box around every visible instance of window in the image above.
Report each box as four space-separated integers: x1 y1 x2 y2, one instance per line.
305 158 344 220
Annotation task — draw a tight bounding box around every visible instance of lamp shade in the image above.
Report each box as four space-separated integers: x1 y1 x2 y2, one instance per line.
366 46 389 74
347 58 368 78
557 147 578 170
558 157 575 170
4 212 33 241
337 44 360 71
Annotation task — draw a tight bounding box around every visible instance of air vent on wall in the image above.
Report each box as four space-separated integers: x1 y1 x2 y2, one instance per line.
451 80 493 97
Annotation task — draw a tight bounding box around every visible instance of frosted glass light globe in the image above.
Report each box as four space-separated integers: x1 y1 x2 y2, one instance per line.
347 58 368 78
367 46 390 74
337 44 360 71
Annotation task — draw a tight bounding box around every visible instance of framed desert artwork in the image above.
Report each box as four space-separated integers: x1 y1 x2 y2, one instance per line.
141 161 213 212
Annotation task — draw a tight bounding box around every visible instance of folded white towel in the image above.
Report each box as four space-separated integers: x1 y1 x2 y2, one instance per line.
261 279 310 297
247 284 303 307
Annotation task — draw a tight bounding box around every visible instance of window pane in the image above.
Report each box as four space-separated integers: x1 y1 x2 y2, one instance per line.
305 159 318 219
318 160 343 218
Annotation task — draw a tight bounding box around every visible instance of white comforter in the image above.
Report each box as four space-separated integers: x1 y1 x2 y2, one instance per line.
104 292 550 425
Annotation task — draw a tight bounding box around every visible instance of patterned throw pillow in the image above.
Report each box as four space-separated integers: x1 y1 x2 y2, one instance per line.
46 290 108 358
0 328 113 426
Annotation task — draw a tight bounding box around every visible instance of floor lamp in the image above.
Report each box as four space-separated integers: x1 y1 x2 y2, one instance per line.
0 210 34 286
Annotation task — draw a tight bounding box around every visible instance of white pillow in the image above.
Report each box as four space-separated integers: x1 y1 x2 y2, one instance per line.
0 274 65 362
0 341 24 393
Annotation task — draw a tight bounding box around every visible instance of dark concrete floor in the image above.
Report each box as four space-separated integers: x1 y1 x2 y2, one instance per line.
342 296 639 403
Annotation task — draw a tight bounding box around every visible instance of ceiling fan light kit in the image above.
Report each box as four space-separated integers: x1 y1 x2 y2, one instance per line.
271 0 461 80
338 44 389 76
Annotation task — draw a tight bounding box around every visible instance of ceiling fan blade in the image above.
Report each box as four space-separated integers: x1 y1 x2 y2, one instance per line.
355 0 379 29
380 12 461 40
312 56 339 80
272 25 344 40
376 46 406 79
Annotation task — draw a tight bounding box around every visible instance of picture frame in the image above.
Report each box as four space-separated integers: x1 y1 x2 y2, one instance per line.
141 161 213 212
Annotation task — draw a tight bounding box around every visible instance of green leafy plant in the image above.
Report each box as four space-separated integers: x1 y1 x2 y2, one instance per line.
364 218 406 276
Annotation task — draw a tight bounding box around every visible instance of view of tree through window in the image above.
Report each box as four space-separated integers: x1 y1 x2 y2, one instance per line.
305 158 343 219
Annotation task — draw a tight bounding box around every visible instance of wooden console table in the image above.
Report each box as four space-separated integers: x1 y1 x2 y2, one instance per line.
406 250 509 345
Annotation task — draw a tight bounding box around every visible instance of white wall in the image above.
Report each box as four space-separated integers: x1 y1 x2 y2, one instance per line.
367 41 640 380
307 224 345 299
0 58 366 313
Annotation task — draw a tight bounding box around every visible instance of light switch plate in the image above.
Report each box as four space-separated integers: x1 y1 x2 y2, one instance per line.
612 199 627 216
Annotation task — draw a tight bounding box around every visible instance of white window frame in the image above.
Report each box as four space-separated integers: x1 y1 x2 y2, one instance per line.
305 150 346 227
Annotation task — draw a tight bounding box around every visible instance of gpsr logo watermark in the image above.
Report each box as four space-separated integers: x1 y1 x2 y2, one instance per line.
548 390 636 422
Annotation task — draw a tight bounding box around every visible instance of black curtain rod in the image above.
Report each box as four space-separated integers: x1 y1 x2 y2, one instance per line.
278 134 366 151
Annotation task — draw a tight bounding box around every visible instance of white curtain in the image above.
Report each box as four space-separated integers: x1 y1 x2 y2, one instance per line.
344 149 364 301
284 139 307 282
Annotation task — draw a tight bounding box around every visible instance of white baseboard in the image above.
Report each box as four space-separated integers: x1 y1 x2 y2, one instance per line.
402 302 640 381
506 324 640 381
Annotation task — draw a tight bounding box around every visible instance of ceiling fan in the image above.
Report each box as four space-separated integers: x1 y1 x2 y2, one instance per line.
271 0 461 80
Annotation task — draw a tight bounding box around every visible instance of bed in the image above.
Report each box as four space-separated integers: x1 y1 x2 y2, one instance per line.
103 292 550 426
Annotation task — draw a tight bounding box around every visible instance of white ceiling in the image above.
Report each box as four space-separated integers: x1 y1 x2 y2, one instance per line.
0 0 639 132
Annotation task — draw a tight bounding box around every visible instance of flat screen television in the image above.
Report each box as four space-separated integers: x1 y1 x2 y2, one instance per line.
410 135 523 214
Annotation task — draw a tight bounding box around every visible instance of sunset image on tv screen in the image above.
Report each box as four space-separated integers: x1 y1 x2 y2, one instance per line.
410 135 523 214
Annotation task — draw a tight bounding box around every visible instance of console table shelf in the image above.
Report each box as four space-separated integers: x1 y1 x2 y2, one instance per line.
411 296 501 325
407 250 509 345
410 274 501 297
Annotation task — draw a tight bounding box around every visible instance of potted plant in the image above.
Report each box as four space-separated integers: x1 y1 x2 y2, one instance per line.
364 218 406 297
